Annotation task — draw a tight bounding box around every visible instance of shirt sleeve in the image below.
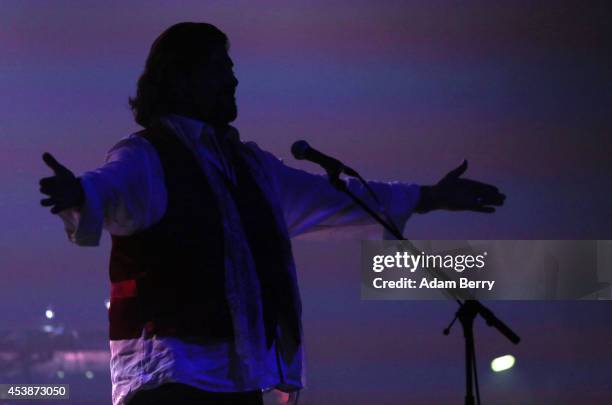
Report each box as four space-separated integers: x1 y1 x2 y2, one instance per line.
57 135 167 246
247 144 421 239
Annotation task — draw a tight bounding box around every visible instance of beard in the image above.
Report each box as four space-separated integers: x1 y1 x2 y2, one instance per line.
223 98 238 123
207 94 237 125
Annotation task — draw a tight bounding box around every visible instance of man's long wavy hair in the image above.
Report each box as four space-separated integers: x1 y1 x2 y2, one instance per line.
129 22 228 128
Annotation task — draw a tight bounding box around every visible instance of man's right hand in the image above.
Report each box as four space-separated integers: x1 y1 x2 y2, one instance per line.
39 152 85 214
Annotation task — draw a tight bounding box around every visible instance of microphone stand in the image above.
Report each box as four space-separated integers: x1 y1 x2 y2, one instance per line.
326 168 521 405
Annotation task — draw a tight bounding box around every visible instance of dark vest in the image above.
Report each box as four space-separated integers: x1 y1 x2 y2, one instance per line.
108 122 299 346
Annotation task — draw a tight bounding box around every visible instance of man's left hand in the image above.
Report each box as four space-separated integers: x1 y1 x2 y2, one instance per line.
417 160 506 213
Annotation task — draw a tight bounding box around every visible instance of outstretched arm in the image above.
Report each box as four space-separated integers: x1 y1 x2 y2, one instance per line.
250 145 505 239
38 136 166 246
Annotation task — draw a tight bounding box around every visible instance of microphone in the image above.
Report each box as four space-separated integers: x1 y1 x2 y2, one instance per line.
291 140 358 177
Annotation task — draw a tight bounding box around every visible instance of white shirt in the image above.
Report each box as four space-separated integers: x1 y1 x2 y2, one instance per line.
59 114 421 405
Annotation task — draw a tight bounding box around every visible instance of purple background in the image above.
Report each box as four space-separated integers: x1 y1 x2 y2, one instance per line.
1 1 611 404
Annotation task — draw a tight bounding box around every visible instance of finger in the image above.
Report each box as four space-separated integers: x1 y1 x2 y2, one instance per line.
39 187 55 196
478 193 506 206
471 205 496 213
463 182 505 203
39 182 58 196
40 198 56 207
39 176 57 189
445 159 468 180
462 179 500 195
51 204 67 214
490 193 506 205
42 152 65 174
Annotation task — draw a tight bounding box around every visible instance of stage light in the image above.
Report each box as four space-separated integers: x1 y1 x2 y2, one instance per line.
85 371 94 379
45 309 55 319
105 299 111 310
491 355 515 372
57 370 65 379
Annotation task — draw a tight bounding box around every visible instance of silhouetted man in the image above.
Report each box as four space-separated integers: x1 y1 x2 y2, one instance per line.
39 22 505 405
